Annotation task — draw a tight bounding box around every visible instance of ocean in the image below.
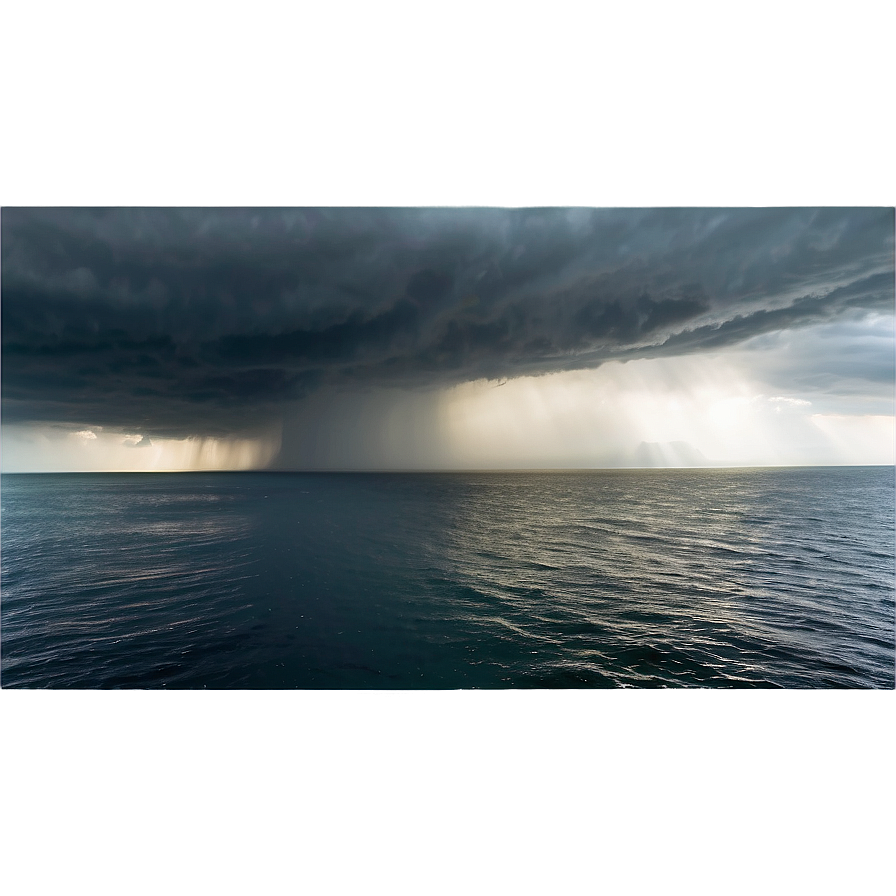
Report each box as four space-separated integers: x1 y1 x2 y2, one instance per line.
1 468 893 688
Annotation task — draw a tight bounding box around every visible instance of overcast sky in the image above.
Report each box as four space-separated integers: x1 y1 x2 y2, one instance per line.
0 0 896 470
2 206 893 470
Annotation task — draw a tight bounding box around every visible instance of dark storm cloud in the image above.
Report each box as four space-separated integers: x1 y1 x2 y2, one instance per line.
2 207 892 436
621 270 894 361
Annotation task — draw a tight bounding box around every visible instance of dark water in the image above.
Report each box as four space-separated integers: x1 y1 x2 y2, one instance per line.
1 468 893 688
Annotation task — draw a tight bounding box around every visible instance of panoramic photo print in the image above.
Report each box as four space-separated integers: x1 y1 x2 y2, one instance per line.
1 206 893 688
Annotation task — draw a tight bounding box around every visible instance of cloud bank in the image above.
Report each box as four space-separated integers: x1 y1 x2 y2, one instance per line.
3 208 892 446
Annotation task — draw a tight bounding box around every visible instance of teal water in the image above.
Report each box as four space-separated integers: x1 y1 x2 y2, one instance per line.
1 468 893 688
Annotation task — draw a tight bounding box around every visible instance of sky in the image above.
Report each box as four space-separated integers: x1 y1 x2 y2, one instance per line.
1 207 893 471
0 0 896 471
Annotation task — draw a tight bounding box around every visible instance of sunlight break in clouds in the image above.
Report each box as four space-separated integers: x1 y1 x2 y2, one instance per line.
434 356 894 468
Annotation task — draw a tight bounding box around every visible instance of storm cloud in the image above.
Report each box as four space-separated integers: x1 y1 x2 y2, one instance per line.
2 207 893 441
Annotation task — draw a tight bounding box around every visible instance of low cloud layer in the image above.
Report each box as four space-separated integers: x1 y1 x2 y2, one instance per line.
2 207 893 442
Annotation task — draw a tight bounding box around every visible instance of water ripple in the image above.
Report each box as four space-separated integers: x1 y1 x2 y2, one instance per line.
1 468 894 688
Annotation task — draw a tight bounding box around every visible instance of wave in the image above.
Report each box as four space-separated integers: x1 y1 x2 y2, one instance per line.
2 468 893 688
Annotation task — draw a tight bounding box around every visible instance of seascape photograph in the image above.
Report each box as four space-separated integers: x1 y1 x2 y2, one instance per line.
2 4 894 893
2 207 894 689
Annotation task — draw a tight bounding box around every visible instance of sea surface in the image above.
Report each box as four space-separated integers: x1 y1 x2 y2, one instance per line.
1 468 894 688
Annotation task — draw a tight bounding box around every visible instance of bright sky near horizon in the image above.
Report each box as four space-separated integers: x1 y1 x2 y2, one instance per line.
5 356 891 471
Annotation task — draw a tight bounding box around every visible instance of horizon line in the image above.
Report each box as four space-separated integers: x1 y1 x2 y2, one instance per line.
2 463 894 475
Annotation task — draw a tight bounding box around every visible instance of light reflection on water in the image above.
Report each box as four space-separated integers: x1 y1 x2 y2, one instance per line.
1 469 893 688
407 469 894 687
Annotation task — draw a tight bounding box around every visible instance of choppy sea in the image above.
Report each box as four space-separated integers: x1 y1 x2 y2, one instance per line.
1 468 893 688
